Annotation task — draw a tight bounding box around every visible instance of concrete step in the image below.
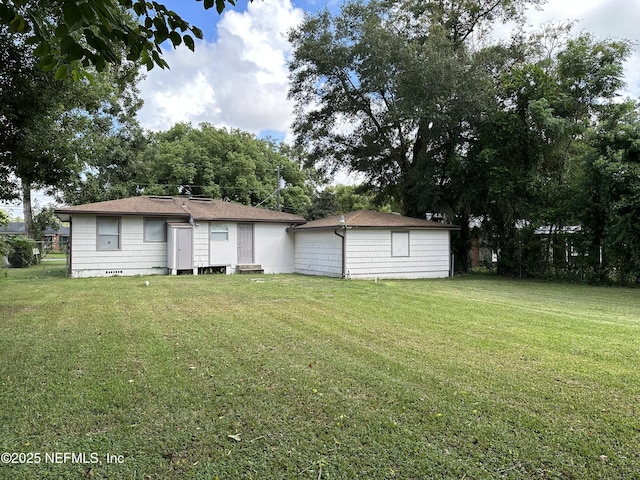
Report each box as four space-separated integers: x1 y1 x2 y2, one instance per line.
237 264 264 274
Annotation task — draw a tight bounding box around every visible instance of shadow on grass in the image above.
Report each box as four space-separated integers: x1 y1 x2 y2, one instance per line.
1 258 67 280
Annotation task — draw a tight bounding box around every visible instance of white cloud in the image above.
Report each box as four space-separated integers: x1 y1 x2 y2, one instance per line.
137 0 640 140
137 0 304 136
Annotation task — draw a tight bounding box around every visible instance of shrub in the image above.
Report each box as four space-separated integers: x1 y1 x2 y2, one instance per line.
7 237 37 268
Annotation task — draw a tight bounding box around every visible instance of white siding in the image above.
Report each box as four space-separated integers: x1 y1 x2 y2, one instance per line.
345 229 451 279
294 230 343 277
193 222 209 268
208 221 236 272
69 217 298 277
69 215 169 278
205 222 296 274
254 223 296 274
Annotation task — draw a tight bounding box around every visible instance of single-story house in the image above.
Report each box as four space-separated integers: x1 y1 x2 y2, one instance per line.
290 210 459 279
54 196 459 279
0 222 70 251
54 196 305 278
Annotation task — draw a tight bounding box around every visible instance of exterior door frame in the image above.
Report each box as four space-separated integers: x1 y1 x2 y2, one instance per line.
168 223 195 275
237 223 254 264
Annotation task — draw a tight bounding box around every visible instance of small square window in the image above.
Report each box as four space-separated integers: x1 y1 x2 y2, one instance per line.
144 218 167 242
211 224 229 242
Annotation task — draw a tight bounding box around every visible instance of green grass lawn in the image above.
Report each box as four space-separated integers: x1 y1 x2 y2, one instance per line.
1 263 639 479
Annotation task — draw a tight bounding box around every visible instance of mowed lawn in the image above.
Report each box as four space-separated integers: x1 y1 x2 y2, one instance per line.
1 261 639 479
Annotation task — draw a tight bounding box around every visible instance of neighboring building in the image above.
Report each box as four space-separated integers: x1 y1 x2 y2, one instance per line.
0 222 26 237
291 210 459 279
0 222 69 251
54 196 305 278
534 225 587 265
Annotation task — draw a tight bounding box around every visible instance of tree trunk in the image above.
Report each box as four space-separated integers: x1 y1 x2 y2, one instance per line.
452 213 472 273
22 181 36 239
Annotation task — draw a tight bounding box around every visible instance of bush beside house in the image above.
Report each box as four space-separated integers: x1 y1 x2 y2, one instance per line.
6 237 38 268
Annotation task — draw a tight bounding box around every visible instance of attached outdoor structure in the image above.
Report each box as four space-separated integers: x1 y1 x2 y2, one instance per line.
290 210 459 279
55 196 305 278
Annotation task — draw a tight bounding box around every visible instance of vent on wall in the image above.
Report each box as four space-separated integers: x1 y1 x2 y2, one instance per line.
105 270 123 275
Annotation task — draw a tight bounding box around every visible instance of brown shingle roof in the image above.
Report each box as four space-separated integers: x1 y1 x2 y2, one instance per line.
293 210 459 230
54 196 306 224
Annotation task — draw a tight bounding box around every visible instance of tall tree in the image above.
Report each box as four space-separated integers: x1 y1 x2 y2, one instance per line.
289 0 543 270
97 123 315 216
469 29 632 275
575 101 640 283
0 27 142 236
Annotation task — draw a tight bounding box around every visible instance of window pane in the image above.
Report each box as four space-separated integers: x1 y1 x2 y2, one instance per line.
211 224 228 241
97 217 120 250
97 217 119 235
145 219 166 242
98 234 119 250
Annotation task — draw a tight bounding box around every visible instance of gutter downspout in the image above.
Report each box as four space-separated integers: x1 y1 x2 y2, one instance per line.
334 229 346 278
67 218 72 277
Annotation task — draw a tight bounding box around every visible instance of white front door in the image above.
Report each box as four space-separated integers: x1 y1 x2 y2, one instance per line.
237 224 254 264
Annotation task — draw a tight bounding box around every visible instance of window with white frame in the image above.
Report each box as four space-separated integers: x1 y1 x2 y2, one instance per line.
210 224 229 241
391 231 410 257
144 218 167 242
97 217 120 250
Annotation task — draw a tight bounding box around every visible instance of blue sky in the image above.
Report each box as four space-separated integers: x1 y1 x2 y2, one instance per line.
160 0 329 40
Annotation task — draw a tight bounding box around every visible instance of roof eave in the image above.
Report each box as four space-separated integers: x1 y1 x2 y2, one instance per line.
55 209 305 225
292 224 460 231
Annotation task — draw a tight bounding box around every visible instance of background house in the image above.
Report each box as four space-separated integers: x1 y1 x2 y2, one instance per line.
0 222 70 252
55 196 305 278
291 210 459 279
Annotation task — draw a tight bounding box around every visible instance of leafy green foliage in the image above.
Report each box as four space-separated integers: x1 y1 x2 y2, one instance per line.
62 123 315 215
140 123 314 215
1 26 143 234
306 184 391 220
575 101 640 283
32 206 62 242
0 210 9 259
470 30 633 277
289 2 634 278
0 0 241 78
6 236 37 267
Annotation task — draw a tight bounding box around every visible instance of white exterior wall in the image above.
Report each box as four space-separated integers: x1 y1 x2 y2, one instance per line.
345 229 451 279
69 216 297 278
254 223 296 273
208 221 236 273
205 222 296 274
294 230 343 277
69 215 169 278
193 222 210 268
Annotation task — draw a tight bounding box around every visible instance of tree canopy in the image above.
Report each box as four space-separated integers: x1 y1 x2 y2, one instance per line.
0 0 243 79
60 123 315 216
0 24 143 236
289 0 635 279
